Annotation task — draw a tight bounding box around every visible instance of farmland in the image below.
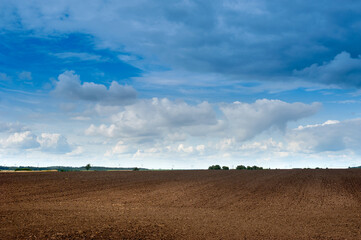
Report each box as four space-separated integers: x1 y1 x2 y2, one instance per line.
1 169 360 239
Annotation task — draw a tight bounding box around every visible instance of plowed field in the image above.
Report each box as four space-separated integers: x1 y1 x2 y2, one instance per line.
1 169 360 239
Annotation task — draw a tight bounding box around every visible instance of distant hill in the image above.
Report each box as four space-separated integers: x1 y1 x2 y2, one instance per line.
0 166 148 171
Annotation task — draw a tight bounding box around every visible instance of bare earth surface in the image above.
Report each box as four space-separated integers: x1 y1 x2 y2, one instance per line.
1 169 360 239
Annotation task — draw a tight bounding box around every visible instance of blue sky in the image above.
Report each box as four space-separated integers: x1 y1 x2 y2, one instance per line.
1 0 361 168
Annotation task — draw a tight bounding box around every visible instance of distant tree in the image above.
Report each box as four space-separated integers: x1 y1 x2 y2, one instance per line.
133 167 139 171
222 166 229 170
236 165 263 170
236 165 246 170
85 164 91 171
250 165 263 170
208 165 221 170
15 168 32 171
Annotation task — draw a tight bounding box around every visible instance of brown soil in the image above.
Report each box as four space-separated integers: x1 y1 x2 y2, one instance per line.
1 169 360 239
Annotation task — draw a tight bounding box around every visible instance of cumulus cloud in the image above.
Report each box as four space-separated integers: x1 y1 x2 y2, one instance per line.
0 131 40 149
215 137 284 155
294 52 361 88
66 146 84 156
3 1 361 87
104 141 133 156
0 130 72 154
53 71 137 105
105 140 207 158
37 133 71 153
220 99 321 141
86 98 217 140
287 119 361 153
177 144 194 154
86 98 320 144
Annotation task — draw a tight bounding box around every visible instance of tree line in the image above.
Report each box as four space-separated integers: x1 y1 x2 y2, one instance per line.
208 165 263 170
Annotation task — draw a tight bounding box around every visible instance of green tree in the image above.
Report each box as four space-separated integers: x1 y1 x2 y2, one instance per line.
85 164 91 171
222 166 229 170
236 165 263 170
236 165 246 170
208 165 221 170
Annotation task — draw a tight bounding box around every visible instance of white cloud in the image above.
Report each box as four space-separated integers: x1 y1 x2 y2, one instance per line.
215 138 236 151
196 144 205 152
104 140 137 157
52 52 105 61
118 54 139 62
0 130 72 154
105 141 206 159
18 71 32 81
177 144 194 153
1 131 39 149
0 72 11 81
71 116 91 121
295 120 340 130
37 133 71 153
86 98 320 154
66 146 84 156
53 71 137 105
94 104 122 116
287 119 361 153
239 138 283 151
0 122 27 133
86 97 217 140
111 141 130 154
92 98 321 167
215 137 283 153
220 99 321 141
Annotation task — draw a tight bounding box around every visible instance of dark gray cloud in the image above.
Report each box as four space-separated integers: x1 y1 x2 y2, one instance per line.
53 71 137 105
2 0 361 87
294 52 361 88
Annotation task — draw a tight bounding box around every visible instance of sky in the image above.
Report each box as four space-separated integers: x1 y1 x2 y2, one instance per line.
1 0 361 169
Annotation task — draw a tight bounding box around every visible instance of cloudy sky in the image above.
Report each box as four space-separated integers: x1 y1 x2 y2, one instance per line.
1 0 361 169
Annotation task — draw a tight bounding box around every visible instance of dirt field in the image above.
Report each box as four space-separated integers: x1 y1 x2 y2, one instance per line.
1 169 360 239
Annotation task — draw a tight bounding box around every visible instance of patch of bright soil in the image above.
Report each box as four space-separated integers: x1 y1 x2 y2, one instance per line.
1 169 360 239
